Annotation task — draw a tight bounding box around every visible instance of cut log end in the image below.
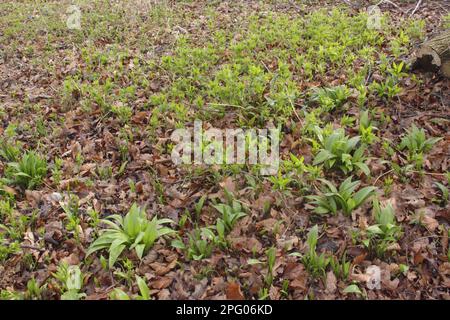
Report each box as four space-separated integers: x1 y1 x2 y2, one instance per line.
411 30 450 78
441 60 450 78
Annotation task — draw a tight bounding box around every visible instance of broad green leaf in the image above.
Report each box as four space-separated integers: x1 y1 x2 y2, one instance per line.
136 275 150 300
343 284 362 295
313 149 334 165
353 186 377 206
108 240 126 268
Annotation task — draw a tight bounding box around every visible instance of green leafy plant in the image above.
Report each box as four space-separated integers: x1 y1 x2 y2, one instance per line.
330 253 351 280
87 204 175 268
301 225 330 279
313 127 369 175
268 173 293 191
343 284 364 298
213 200 246 233
109 275 151 300
53 262 86 300
371 77 401 100
0 138 21 162
194 194 207 220
25 278 46 300
359 110 377 145
6 151 48 189
307 177 377 216
111 104 132 124
249 246 277 289
388 61 408 80
362 199 402 257
443 13 450 29
399 124 442 157
310 85 350 111
434 182 449 206
265 247 276 286
172 227 216 261
61 194 82 240
0 288 23 300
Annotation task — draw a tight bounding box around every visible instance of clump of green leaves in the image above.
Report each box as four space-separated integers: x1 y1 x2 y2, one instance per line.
444 13 450 29
5 151 48 189
111 104 132 124
247 247 277 289
61 194 82 240
313 127 369 175
25 278 47 300
307 177 377 216
399 124 441 158
265 247 276 286
363 199 402 257
310 85 350 111
0 138 21 162
172 227 217 261
359 110 377 145
371 77 401 100
330 253 350 280
301 225 330 279
213 200 246 233
172 198 246 261
87 204 175 268
52 262 86 300
434 182 449 206
109 275 151 300
0 288 23 300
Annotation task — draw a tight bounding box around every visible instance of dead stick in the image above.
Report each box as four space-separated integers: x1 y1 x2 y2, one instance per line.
410 0 423 17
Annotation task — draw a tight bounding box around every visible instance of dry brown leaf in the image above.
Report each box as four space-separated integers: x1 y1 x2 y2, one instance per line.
226 282 245 300
150 277 173 290
325 271 337 293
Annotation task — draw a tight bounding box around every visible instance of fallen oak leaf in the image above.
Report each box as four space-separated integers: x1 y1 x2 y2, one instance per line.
226 282 245 300
149 259 177 276
422 215 439 232
150 277 173 290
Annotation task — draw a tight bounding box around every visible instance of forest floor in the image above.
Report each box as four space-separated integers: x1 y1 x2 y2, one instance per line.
0 0 449 300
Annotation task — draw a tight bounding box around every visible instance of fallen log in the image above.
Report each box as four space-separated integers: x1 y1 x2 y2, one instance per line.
411 30 450 77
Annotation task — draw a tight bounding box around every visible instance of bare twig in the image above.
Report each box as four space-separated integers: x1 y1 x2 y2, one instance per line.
206 102 246 110
375 0 401 9
20 244 45 252
410 0 423 17
373 169 394 185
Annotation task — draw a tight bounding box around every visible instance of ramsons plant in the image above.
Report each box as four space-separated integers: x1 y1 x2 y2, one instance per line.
301 225 330 279
362 199 402 257
52 262 86 300
109 275 151 300
359 110 378 145
172 227 217 261
213 200 246 233
87 204 175 268
310 85 350 112
399 124 441 157
307 177 377 216
5 151 48 189
313 127 370 175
